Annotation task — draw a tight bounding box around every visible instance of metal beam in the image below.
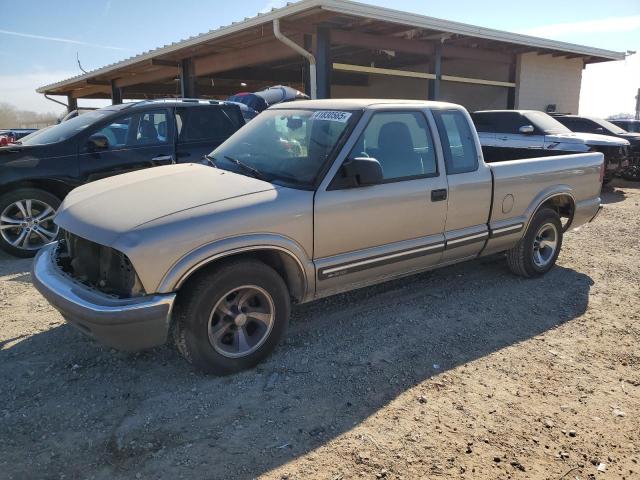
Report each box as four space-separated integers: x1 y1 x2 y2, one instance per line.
114 67 180 88
428 43 442 100
86 79 111 86
151 59 181 67
333 63 435 80
193 36 303 77
440 74 515 87
180 58 198 98
330 29 514 64
506 61 516 108
315 27 331 99
67 95 77 113
111 80 123 105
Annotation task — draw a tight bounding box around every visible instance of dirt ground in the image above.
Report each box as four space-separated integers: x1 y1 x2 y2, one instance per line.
0 180 638 480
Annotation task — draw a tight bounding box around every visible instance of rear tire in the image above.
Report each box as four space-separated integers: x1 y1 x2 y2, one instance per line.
174 259 291 375
0 188 61 258
506 208 563 277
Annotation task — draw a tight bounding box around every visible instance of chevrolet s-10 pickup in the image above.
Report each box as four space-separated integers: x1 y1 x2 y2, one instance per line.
32 99 604 374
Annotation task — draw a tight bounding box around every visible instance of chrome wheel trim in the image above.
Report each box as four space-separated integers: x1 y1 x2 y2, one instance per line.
532 222 558 268
207 285 275 359
0 199 58 251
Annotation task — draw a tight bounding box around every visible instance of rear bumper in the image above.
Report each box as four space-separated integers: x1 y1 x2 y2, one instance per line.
32 242 176 351
571 197 602 230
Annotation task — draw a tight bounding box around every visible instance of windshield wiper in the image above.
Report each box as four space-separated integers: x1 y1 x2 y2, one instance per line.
203 153 217 167
224 155 267 181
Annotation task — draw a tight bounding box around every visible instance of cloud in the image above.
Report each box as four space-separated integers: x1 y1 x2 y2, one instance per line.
0 29 128 51
519 16 640 38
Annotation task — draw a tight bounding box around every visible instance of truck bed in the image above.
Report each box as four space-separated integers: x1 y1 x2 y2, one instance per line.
482 152 604 255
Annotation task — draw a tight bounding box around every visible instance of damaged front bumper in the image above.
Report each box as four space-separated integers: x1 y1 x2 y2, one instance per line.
32 242 175 351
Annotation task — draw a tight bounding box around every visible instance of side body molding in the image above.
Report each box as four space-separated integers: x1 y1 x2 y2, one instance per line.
157 233 315 299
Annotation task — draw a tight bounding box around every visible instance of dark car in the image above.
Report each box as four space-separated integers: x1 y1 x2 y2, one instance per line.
610 119 640 133
0 99 244 257
553 114 640 180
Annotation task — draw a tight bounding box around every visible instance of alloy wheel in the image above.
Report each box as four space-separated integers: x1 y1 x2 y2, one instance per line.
0 199 58 251
207 285 275 358
532 222 558 268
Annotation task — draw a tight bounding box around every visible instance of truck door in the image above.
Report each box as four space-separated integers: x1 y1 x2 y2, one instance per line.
314 109 448 294
78 108 175 183
432 109 493 261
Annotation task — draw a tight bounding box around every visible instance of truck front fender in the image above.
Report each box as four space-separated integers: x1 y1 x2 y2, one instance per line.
156 233 315 301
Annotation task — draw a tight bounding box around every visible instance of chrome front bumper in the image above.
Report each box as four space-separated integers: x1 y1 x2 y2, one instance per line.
32 242 176 351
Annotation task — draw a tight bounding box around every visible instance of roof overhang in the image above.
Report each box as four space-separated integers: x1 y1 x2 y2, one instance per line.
37 0 626 98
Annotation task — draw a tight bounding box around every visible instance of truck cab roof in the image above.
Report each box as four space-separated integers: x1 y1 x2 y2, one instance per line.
270 99 464 110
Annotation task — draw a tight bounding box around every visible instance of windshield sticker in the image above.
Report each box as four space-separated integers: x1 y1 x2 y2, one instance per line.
311 111 352 123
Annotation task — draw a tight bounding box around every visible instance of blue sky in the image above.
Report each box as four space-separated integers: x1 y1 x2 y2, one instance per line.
1 0 639 116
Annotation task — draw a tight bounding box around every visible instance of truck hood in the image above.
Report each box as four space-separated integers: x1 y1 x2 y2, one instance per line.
55 163 277 246
547 132 630 147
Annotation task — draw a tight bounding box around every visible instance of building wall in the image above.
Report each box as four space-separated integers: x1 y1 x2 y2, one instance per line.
515 53 584 113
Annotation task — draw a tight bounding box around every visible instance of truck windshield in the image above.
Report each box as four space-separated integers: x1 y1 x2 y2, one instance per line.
210 108 358 189
524 112 571 134
21 110 112 146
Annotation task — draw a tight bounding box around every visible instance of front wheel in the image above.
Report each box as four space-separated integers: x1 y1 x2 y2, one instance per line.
174 259 291 375
506 208 563 277
0 188 61 258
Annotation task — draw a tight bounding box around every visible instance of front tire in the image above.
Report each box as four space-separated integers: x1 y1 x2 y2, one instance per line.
174 259 291 375
506 208 563 277
0 188 61 258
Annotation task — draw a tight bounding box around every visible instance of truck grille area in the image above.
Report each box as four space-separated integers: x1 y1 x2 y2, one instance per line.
55 232 144 298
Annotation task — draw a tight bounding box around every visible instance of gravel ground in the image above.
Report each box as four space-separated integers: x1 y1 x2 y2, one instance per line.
1 180 638 480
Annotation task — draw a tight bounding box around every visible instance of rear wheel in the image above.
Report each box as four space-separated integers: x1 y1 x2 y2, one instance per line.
0 189 60 258
174 259 291 375
506 208 563 277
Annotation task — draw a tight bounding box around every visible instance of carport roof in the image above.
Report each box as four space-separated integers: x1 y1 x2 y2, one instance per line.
37 0 626 96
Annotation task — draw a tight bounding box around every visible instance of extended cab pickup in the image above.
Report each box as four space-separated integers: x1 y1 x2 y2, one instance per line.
472 110 629 183
32 100 604 374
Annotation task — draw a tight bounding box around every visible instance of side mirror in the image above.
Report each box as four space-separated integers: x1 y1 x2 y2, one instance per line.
519 125 535 134
87 134 109 151
342 157 383 186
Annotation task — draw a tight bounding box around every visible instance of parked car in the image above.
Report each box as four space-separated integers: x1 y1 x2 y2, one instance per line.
552 114 640 181
0 99 245 257
471 110 629 183
32 99 604 374
0 128 38 141
610 119 640 133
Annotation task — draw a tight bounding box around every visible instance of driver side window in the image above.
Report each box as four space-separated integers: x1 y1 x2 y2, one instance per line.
349 111 437 182
95 116 131 149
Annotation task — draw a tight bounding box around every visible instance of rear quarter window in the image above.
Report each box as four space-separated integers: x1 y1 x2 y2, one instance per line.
433 110 479 175
178 107 237 142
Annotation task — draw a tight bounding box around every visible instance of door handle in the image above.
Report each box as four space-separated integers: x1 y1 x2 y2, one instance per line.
499 136 509 141
152 155 175 164
431 189 447 202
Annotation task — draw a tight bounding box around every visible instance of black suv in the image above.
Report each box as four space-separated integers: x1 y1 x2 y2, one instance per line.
553 114 640 181
0 99 244 257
